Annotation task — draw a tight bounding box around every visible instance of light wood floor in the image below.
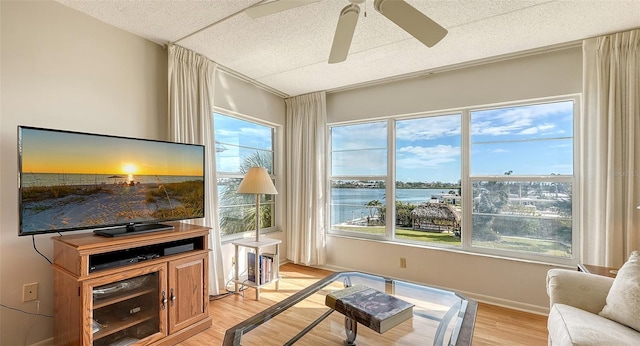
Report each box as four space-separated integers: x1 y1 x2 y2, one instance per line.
179 263 548 345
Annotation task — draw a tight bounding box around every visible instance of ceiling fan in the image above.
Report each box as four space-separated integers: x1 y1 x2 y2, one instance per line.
245 0 448 64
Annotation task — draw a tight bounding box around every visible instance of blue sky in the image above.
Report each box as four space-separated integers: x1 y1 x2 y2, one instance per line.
214 113 273 173
214 101 574 182
21 127 203 176
332 100 574 183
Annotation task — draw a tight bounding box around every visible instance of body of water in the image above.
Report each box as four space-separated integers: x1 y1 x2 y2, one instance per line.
21 173 202 187
331 188 454 224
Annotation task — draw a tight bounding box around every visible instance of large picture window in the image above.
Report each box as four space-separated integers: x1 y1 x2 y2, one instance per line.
214 113 276 237
330 122 387 237
470 100 574 258
329 97 578 264
394 114 462 247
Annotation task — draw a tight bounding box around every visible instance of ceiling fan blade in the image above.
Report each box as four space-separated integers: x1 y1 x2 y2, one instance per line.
245 0 321 19
374 0 447 47
328 4 360 64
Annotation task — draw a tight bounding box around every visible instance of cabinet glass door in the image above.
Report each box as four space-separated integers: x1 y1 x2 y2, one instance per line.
90 269 163 345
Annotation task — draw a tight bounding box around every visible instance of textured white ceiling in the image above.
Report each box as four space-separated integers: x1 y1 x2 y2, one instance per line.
57 0 640 97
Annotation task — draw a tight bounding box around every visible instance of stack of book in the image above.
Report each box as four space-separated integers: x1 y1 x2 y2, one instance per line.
247 252 275 285
325 285 414 334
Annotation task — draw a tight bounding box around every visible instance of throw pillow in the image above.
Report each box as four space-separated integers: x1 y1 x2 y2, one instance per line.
599 251 640 331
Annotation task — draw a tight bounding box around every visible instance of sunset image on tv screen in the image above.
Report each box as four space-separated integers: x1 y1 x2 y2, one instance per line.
19 127 205 234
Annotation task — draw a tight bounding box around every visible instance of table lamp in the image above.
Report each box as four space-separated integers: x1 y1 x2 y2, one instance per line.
236 167 278 242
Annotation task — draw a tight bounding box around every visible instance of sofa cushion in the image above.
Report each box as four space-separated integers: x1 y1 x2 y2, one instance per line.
549 304 640 345
599 251 640 332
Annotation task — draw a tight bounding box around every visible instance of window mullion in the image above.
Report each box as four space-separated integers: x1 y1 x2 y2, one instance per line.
461 109 472 250
388 118 396 239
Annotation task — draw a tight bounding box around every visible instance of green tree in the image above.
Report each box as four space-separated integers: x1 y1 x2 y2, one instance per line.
219 151 274 235
474 187 508 214
491 216 541 237
472 215 500 241
395 200 415 227
366 200 382 218
472 180 508 241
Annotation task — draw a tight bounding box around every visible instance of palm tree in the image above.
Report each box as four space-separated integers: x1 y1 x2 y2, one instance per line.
219 151 274 235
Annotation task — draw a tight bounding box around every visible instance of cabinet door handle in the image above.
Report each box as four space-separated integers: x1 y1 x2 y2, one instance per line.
170 288 176 307
161 291 167 310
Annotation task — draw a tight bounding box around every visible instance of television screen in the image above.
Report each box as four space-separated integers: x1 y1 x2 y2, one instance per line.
18 126 205 237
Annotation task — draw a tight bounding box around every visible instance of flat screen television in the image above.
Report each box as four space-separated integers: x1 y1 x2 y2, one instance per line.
18 126 205 237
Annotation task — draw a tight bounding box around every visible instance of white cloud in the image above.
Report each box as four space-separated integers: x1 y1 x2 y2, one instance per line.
472 101 572 137
331 122 387 150
519 127 539 135
332 149 387 175
538 124 556 131
396 115 461 141
396 145 460 168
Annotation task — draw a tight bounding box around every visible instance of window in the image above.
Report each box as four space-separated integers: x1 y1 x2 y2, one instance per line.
470 101 574 259
330 122 387 237
214 113 276 237
395 114 462 247
329 97 578 264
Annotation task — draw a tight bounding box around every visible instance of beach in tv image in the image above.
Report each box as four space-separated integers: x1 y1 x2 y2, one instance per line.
19 127 204 233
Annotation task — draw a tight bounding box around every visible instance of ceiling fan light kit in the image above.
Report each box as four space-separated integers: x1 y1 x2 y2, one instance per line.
246 0 448 64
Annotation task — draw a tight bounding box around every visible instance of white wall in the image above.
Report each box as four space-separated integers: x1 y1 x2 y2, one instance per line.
1 2 167 344
0 1 285 344
324 47 582 313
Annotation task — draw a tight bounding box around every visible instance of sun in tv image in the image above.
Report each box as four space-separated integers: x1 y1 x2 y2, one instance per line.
19 127 205 233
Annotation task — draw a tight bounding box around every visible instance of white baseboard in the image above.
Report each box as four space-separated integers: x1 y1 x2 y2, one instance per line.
314 263 549 316
458 290 549 316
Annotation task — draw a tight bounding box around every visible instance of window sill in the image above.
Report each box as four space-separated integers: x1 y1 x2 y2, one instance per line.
326 232 576 268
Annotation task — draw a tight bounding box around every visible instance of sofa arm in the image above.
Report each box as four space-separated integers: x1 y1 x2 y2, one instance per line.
546 268 614 314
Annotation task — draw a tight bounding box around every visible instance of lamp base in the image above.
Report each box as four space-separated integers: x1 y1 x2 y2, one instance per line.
255 194 261 243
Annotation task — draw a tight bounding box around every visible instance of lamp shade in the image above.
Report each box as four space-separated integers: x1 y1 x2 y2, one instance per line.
236 167 278 195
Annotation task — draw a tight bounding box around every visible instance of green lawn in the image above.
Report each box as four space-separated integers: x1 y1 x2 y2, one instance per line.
473 236 571 257
332 225 571 256
333 225 461 244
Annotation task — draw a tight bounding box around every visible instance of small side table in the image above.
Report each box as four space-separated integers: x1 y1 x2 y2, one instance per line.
577 263 618 278
232 238 282 300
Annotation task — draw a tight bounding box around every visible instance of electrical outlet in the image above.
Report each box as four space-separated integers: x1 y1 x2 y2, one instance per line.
400 257 407 268
22 282 38 302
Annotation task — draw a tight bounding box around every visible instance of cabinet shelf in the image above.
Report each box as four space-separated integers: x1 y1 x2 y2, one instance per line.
93 286 155 309
93 310 155 340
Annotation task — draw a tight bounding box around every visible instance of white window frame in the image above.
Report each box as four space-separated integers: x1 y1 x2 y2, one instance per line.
328 119 390 241
213 110 281 240
328 94 580 266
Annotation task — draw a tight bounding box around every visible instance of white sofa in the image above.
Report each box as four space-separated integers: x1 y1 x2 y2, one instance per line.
546 269 640 345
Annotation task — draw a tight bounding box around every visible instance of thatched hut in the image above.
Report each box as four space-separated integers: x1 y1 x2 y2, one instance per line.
411 203 461 232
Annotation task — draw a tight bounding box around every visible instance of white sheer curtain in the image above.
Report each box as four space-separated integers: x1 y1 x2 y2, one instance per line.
285 92 327 266
167 43 225 295
582 29 640 267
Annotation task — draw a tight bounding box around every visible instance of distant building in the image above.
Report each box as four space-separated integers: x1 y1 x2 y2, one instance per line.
431 193 461 205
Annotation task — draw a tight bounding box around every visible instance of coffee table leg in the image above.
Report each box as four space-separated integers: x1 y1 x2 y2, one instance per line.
344 316 357 345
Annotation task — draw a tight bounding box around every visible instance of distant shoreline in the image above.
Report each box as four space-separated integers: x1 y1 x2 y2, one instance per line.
21 172 202 188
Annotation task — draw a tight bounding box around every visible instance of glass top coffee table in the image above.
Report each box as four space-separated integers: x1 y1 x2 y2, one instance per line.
223 271 477 345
